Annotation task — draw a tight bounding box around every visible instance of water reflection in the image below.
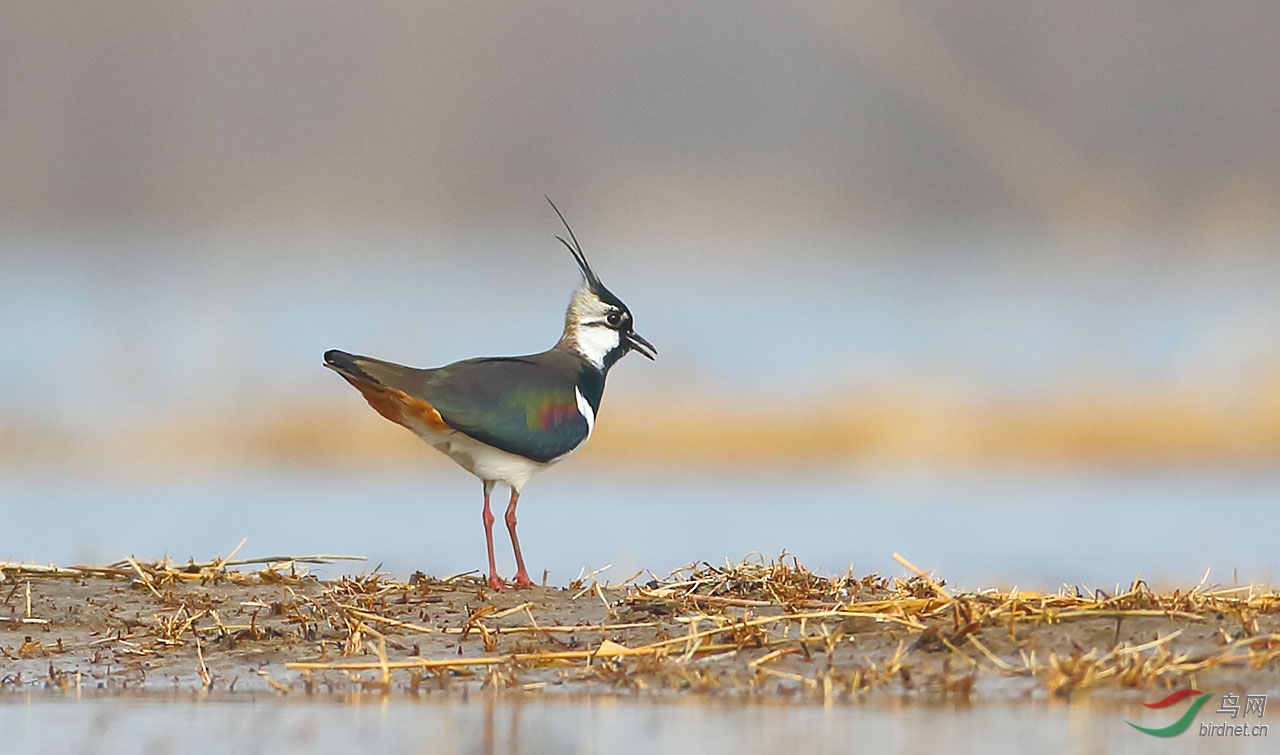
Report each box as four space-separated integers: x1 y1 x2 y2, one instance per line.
2 691 1270 755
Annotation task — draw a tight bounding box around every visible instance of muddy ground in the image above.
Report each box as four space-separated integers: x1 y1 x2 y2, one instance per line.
2 558 1278 702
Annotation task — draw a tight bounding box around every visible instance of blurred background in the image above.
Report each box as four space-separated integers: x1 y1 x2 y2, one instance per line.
2 2 1277 587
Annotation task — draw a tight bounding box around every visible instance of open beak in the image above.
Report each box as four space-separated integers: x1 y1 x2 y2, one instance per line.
625 331 657 360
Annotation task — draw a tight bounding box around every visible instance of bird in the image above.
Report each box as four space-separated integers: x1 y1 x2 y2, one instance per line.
323 200 656 592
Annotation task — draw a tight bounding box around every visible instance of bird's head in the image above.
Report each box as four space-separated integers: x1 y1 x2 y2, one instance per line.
549 199 656 370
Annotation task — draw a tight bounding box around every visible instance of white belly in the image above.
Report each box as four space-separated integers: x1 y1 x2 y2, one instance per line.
402 418 551 491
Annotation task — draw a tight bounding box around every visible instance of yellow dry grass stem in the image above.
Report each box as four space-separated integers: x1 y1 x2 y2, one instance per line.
6 548 1278 699
279 551 1279 697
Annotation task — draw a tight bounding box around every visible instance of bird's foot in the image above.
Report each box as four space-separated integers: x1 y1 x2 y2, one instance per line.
512 570 534 589
488 574 509 593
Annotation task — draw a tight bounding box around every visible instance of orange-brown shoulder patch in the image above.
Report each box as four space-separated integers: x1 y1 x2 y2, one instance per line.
340 375 449 432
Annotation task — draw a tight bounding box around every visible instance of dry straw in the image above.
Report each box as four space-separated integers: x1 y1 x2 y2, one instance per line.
2 549 1276 700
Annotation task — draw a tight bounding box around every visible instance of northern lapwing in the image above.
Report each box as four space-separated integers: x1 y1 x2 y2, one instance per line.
324 201 655 592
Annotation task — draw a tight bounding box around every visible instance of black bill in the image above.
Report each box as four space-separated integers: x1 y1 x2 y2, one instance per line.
625 331 657 360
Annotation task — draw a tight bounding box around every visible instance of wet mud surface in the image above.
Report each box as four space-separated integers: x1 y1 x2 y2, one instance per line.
3 557 1278 702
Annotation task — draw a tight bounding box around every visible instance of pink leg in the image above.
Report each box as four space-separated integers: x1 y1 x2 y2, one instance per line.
482 482 506 592
504 489 533 587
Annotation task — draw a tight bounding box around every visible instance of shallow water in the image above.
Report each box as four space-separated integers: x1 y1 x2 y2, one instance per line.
5 232 1280 427
1 693 1273 755
4 233 1279 591
2 464 1276 590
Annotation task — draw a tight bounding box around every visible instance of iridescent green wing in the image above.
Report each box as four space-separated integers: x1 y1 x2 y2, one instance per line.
419 357 590 463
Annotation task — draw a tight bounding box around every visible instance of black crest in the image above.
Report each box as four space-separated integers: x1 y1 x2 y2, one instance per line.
547 197 625 309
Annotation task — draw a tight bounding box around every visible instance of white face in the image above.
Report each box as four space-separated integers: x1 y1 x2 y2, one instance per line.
564 286 624 368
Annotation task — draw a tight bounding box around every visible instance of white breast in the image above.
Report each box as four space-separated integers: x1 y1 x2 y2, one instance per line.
575 387 595 440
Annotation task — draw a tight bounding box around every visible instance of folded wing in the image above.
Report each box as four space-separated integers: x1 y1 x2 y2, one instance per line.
325 351 591 463
421 357 591 463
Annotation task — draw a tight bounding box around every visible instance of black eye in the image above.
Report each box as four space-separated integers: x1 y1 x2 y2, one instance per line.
605 311 623 327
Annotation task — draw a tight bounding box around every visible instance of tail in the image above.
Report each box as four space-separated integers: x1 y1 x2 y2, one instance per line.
324 349 424 390
323 349 372 382
323 349 449 432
